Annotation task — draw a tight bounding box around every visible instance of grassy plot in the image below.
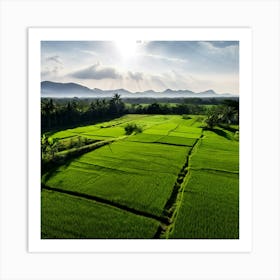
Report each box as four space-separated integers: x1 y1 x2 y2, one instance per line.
42 190 159 238
99 114 148 127
169 170 239 239
169 126 239 239
50 125 102 139
125 133 163 143
190 129 239 172
49 115 148 140
42 114 239 239
134 115 185 133
42 141 190 217
174 124 203 134
126 133 197 146
82 126 125 138
156 135 197 146
124 115 203 145
49 114 202 141
168 131 200 139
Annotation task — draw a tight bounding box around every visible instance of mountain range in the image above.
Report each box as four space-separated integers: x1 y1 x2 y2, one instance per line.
41 81 236 98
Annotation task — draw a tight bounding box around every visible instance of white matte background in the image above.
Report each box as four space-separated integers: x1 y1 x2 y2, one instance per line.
0 0 279 279
28 27 252 253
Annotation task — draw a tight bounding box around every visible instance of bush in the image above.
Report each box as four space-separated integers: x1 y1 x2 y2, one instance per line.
124 123 142 135
182 114 191 120
41 139 114 174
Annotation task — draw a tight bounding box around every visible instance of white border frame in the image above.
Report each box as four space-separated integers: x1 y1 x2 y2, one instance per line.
28 27 252 253
1 1 280 279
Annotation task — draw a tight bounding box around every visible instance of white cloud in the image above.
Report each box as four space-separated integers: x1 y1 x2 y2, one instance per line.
127 71 143 81
69 62 122 80
45 55 63 64
140 53 187 64
81 50 99 57
41 41 239 94
198 41 239 58
41 65 64 80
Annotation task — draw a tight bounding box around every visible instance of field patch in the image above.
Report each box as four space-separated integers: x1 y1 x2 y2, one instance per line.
190 128 239 172
43 141 190 217
125 133 163 143
42 114 239 239
126 133 197 146
42 190 159 238
156 135 197 146
170 170 239 239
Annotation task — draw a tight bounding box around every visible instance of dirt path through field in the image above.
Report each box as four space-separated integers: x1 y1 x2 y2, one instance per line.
154 132 204 238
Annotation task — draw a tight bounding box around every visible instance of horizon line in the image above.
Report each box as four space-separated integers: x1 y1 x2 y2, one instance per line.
41 80 239 95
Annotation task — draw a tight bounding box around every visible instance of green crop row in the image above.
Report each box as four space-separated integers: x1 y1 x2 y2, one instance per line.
42 190 159 239
170 125 239 239
41 114 239 239
42 140 190 217
170 170 239 239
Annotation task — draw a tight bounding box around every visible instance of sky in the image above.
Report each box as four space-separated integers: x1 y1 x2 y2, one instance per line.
41 40 239 94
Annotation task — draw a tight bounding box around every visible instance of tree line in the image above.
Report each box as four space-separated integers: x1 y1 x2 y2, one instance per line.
42 93 239 132
205 100 239 129
42 94 125 131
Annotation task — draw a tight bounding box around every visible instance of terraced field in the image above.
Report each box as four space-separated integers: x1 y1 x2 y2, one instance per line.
42 114 239 239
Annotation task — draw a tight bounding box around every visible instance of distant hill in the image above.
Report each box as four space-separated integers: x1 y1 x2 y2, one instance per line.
41 81 237 98
41 81 92 95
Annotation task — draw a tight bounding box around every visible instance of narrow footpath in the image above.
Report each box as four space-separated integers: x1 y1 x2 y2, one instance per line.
154 132 204 238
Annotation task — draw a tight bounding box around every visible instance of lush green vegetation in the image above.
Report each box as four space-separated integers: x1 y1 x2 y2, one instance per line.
41 95 238 132
41 97 239 239
42 190 159 238
124 123 143 135
42 140 190 217
190 130 239 172
169 170 239 239
169 127 239 239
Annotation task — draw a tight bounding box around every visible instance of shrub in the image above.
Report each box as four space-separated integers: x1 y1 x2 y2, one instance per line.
124 123 142 135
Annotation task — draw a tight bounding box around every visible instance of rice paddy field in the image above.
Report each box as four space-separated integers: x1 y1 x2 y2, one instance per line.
41 114 239 239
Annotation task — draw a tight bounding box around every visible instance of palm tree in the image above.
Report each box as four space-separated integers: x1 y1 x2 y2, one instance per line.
109 93 124 116
42 99 55 129
113 93 121 103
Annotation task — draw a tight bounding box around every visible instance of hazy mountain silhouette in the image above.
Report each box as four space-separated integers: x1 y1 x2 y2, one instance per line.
41 81 236 98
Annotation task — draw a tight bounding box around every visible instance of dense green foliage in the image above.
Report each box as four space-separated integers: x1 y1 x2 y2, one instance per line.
124 123 143 135
41 94 126 131
205 100 239 129
41 95 238 132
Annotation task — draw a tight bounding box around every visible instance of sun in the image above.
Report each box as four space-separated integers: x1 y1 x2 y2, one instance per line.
115 40 140 60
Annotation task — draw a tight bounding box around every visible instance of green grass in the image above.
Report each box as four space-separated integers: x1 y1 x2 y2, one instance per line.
190 129 239 172
125 133 163 143
42 114 239 239
169 170 239 239
126 133 196 146
169 125 239 239
156 135 197 146
42 190 159 238
49 115 203 140
173 125 202 135
49 115 148 140
83 126 125 137
43 140 190 217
